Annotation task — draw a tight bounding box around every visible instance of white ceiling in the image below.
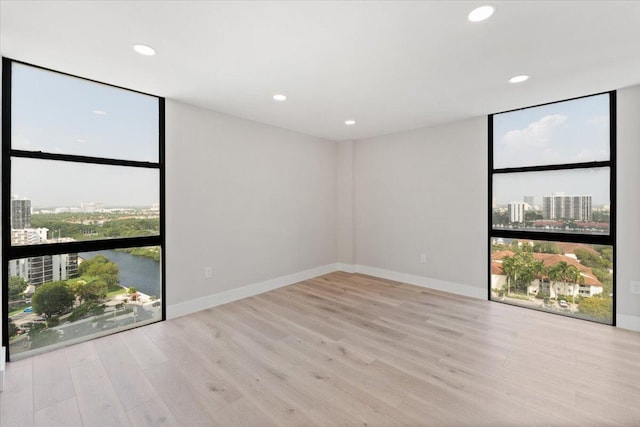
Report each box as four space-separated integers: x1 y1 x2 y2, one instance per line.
1 1 639 141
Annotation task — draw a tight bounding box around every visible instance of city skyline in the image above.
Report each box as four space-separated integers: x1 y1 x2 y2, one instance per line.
12 157 159 208
492 167 609 206
11 196 159 211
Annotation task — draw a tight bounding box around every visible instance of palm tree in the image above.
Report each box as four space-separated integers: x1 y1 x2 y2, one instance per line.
502 256 516 296
501 250 541 296
566 265 584 311
531 261 548 297
549 261 570 300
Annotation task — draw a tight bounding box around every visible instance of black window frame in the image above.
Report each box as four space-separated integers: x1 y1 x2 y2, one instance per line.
2 57 166 360
488 91 616 325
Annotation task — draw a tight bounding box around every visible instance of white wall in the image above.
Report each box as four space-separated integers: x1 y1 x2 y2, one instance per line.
349 86 640 330
336 140 355 271
616 84 640 330
352 117 488 299
165 100 337 317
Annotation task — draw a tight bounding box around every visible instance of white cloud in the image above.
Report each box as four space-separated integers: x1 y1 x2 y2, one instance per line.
501 114 568 147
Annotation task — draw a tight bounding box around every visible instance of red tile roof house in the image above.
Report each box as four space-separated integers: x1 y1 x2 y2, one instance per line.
491 250 603 300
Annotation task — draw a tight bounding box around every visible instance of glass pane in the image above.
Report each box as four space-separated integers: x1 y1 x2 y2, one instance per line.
11 158 159 245
7 247 162 360
492 167 610 235
493 94 610 169
11 63 159 162
490 237 613 325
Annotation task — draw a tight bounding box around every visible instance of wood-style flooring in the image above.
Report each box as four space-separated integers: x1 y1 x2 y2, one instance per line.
1 272 640 426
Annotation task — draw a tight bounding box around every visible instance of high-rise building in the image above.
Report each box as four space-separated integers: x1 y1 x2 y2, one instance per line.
508 201 525 223
11 197 31 229
11 228 49 245
8 196 80 287
543 194 592 221
523 196 535 207
9 253 79 287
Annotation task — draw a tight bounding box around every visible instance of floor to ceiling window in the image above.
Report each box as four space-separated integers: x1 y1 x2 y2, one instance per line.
489 92 615 325
2 59 165 360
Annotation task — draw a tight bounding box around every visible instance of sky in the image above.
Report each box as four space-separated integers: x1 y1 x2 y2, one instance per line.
492 93 611 205
10 63 160 207
12 158 159 208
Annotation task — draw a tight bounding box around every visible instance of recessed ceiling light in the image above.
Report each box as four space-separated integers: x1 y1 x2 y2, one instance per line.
345 120 356 126
468 5 494 22
509 74 530 83
273 94 287 101
92 110 107 115
133 44 156 56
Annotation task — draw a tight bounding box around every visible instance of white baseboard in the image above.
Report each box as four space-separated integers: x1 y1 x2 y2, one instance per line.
617 314 640 332
167 262 640 334
353 264 487 300
167 263 340 319
336 263 355 273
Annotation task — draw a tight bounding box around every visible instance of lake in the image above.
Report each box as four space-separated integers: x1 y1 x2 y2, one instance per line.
79 249 161 297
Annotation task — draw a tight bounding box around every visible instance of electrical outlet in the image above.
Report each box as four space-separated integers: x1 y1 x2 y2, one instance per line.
631 281 640 295
204 266 213 279
420 254 427 264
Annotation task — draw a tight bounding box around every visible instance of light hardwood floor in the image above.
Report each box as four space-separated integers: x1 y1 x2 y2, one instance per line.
2 272 640 426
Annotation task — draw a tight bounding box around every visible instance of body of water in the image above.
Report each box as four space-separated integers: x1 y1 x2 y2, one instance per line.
79 250 161 297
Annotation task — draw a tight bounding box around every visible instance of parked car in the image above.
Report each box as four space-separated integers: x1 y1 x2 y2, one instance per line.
559 299 568 308
23 306 33 313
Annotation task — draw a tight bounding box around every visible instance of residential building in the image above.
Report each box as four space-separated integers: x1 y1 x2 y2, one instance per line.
10 197 30 229
491 250 604 299
543 194 593 221
508 201 525 223
9 253 79 288
10 227 48 246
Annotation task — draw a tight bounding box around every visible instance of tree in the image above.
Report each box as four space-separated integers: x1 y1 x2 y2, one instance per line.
8 319 19 337
565 265 584 310
578 297 613 322
591 267 613 297
548 261 570 299
524 210 542 222
531 242 561 254
94 262 119 287
574 248 611 270
79 255 119 287
501 249 543 295
8 276 28 301
598 247 613 264
502 256 516 295
32 281 74 317
70 279 108 302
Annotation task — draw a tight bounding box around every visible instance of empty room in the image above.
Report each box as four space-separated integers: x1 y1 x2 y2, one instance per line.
1 1 640 426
